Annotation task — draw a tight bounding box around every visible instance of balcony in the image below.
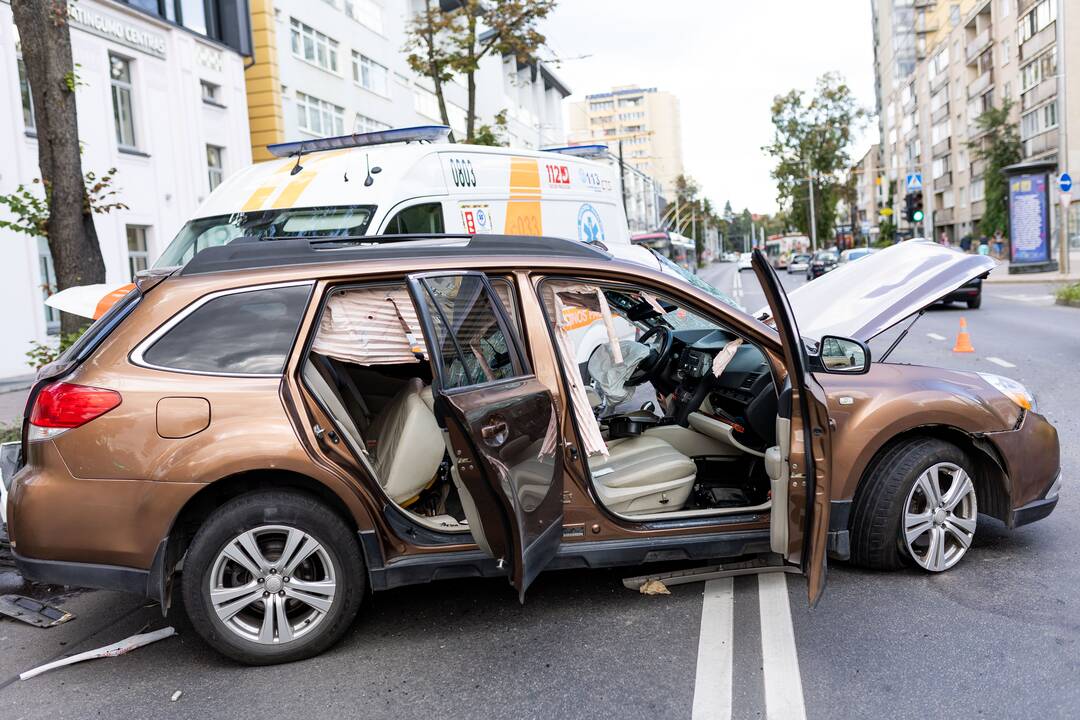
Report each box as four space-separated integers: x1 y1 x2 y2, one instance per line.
971 200 985 219
914 0 935 7
966 29 992 63
930 70 949 92
1020 24 1056 61
934 172 953 190
931 102 950 124
1021 77 1059 112
1023 130 1059 158
932 137 951 157
935 207 954 224
915 14 939 34
968 69 993 98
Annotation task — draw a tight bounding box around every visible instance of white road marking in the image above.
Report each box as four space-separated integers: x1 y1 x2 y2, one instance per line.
986 356 1017 368
731 270 744 300
997 293 1055 304
927 332 947 341
758 573 807 720
692 578 734 720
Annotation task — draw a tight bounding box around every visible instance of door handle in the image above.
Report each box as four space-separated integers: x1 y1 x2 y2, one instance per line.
480 415 509 447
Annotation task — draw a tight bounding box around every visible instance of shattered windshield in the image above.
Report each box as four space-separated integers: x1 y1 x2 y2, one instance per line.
154 205 376 267
647 248 745 312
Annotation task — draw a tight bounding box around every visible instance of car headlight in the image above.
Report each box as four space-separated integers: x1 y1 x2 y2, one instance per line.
978 372 1037 412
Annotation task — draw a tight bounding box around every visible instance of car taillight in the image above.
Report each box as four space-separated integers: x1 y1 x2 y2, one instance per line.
28 382 122 440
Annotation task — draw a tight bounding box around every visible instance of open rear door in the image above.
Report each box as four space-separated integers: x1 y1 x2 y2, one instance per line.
752 250 832 605
406 271 562 600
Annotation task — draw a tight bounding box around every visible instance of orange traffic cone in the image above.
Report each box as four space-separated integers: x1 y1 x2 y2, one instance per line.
952 317 975 353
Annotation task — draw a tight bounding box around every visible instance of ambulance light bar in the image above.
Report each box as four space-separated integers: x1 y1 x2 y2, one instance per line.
267 125 452 158
543 144 610 159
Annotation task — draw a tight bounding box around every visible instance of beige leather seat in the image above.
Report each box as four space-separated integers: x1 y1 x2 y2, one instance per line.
588 436 697 515
303 361 443 505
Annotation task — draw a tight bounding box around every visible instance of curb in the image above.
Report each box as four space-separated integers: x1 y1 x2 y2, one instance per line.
1055 298 1080 308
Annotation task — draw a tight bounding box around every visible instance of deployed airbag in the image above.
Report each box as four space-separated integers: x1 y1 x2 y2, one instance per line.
587 340 651 406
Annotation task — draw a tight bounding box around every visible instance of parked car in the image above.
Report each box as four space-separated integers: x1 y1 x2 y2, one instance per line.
939 276 984 309
807 249 839 280
737 252 754 271
787 253 811 274
838 248 876 264
9 232 1057 667
722 251 740 262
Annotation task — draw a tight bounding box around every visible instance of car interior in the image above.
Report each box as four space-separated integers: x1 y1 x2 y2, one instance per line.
299 273 789 535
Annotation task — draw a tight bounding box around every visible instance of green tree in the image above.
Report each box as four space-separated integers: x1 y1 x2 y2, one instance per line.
764 72 866 248
968 98 1022 238
404 0 556 143
10 0 111 334
471 109 509 147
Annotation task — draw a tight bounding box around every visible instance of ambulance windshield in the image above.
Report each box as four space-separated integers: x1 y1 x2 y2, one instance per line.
154 205 376 267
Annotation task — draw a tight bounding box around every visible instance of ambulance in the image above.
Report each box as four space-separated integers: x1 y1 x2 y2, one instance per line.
46 126 633 320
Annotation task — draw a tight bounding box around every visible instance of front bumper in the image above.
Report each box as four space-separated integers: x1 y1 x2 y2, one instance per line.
1010 472 1061 528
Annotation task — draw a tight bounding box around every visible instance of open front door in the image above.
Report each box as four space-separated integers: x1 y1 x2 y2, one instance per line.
752 250 831 605
407 271 563 599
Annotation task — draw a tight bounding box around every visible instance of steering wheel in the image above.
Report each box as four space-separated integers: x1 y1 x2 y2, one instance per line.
626 326 674 386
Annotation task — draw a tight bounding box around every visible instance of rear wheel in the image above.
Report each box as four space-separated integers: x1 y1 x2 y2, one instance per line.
181 490 364 664
967 292 982 309
849 438 978 572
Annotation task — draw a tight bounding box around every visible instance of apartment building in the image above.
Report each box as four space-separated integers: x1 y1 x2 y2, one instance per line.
873 0 1079 251
245 0 570 162
0 0 253 380
852 143 885 238
566 85 685 197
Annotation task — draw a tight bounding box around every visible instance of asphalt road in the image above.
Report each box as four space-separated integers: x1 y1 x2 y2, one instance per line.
0 260 1076 719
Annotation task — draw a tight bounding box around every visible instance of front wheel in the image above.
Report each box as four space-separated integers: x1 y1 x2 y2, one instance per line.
849 438 978 572
967 293 982 309
181 490 365 664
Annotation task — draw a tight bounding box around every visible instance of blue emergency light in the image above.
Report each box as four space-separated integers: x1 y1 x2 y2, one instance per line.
267 125 452 158
542 144 610 159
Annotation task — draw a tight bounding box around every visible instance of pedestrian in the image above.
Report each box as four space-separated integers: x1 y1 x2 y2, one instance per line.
960 234 972 252
939 230 950 247
977 236 990 256
993 229 1005 258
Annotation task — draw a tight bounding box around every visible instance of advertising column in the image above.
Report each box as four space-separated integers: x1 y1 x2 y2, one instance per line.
1006 162 1059 274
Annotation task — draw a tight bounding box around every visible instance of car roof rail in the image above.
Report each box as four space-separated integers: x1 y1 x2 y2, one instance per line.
180 233 611 276
266 125 452 158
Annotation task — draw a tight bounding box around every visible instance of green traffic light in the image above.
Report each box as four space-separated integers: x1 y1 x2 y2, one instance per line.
912 210 924 222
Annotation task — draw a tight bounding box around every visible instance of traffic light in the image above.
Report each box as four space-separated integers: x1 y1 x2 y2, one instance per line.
912 193 924 223
904 193 915 222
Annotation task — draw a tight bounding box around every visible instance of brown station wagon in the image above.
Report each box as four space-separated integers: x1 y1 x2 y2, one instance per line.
8 234 1060 664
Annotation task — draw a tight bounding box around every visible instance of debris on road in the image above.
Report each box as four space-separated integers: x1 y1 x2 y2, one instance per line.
170 690 182 702
0 594 75 628
19 626 176 680
638 579 671 595
624 556 798 591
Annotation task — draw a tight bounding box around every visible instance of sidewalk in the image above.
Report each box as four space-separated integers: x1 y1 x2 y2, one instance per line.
983 250 1080 284
0 388 29 426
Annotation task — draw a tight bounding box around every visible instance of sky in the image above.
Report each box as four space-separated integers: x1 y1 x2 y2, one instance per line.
543 0 879 215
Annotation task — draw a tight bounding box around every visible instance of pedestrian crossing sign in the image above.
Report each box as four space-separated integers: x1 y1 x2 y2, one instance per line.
906 173 923 192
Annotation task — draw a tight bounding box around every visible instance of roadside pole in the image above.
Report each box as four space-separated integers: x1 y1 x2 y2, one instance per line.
808 169 818 252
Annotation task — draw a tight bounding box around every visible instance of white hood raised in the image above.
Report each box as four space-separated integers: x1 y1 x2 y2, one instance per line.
781 240 996 342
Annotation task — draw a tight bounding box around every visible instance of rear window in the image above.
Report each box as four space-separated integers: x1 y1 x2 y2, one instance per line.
140 284 311 374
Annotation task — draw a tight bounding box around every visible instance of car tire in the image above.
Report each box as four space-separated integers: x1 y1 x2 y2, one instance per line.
849 438 978 572
967 293 982 309
181 490 365 665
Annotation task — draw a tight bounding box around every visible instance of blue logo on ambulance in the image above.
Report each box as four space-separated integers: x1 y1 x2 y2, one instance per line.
577 204 605 244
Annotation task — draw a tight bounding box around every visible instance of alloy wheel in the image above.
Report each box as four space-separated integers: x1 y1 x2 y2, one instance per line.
902 462 978 572
209 524 338 645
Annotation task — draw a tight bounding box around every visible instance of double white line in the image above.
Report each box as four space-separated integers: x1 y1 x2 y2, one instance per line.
691 574 806 720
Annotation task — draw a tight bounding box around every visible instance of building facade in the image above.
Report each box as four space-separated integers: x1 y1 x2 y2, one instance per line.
872 0 1079 252
245 0 570 162
566 85 685 198
852 143 885 239
0 0 253 382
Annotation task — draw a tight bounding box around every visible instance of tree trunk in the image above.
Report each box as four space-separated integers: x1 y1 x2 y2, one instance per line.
12 0 105 334
465 13 477 142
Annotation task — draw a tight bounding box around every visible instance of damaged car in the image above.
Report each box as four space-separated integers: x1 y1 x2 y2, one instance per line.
6 235 1059 664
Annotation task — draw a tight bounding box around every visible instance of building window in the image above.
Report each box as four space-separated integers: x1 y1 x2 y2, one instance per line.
1021 100 1057 140
949 4 961 27
110 54 137 149
127 226 150 280
351 52 388 95
14 31 36 132
206 145 224 191
1018 0 1056 45
296 91 344 136
289 18 339 73
200 80 222 105
413 85 440 120
588 100 614 112
344 0 383 32
37 238 59 335
353 113 390 134
1001 39 1010 65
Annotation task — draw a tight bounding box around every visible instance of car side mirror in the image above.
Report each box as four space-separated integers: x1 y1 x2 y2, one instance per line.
818 335 871 374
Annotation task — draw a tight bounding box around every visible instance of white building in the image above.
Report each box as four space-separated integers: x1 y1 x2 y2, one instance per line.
252 0 570 162
0 0 253 381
